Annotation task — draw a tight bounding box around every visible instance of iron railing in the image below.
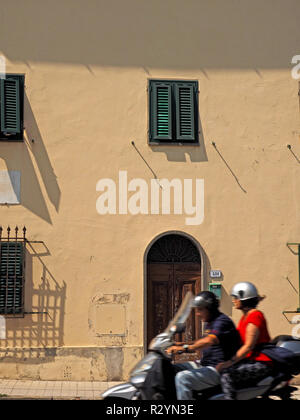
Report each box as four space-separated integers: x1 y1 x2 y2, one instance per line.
0 226 26 316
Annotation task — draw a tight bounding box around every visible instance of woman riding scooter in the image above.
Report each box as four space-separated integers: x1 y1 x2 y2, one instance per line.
216 282 273 400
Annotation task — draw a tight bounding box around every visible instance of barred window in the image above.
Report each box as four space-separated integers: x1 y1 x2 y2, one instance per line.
0 227 26 315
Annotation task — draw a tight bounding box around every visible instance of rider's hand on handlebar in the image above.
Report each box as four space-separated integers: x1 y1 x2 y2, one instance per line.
166 345 184 355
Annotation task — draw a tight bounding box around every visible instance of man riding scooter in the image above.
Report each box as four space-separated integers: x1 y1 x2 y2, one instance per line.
166 291 241 400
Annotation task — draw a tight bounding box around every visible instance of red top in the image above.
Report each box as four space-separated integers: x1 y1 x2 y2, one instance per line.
237 310 272 363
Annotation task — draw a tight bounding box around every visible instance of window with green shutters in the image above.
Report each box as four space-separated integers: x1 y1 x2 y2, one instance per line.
0 242 25 315
0 74 25 142
149 80 198 144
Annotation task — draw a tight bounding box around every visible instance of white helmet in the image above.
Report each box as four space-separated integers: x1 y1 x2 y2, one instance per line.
230 282 259 301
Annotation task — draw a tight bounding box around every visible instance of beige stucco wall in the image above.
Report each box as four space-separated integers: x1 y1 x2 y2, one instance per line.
0 0 300 380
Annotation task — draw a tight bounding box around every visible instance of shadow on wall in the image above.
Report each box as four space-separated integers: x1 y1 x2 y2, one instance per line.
24 94 61 213
0 241 66 363
150 112 208 163
198 250 233 316
0 93 61 224
219 286 233 319
0 0 299 70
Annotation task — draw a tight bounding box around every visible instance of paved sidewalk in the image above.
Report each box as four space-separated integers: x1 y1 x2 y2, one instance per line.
0 379 121 399
0 379 298 400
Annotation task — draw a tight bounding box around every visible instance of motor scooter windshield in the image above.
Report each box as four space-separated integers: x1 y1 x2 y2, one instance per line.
164 291 195 335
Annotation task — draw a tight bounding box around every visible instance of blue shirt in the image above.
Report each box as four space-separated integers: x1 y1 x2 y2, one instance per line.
201 312 241 367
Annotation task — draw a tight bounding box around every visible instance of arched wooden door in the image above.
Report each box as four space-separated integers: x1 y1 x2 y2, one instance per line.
147 234 201 359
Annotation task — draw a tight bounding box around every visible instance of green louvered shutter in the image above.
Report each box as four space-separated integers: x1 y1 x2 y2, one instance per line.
151 82 172 141
0 242 24 314
175 83 195 141
0 78 21 134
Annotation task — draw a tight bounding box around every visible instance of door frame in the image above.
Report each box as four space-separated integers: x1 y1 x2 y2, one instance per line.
143 230 209 354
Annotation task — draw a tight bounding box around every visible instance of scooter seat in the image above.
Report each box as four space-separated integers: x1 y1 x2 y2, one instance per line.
272 335 300 344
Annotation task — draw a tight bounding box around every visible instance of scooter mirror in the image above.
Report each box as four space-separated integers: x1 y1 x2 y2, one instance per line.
170 323 185 334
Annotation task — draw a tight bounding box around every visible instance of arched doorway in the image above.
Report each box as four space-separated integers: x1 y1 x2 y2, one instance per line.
146 234 201 352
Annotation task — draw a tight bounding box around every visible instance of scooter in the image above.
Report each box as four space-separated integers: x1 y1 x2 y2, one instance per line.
102 292 300 400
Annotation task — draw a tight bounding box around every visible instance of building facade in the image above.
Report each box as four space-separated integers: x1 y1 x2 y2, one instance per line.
0 0 300 381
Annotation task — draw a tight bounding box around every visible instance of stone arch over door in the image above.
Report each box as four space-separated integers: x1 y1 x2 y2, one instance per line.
145 232 202 351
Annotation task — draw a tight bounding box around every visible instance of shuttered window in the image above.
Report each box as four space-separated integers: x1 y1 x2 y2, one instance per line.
0 74 24 141
149 80 198 144
152 83 172 140
0 242 25 314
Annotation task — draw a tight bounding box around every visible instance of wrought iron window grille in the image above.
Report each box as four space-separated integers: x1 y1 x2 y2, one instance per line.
0 226 48 318
0 226 27 317
147 234 201 263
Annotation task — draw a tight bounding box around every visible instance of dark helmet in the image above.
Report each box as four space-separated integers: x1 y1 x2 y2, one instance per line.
193 291 220 312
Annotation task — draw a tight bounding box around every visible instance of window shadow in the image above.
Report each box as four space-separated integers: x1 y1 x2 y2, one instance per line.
149 114 208 162
0 93 61 224
0 241 66 362
24 94 61 213
1 143 52 224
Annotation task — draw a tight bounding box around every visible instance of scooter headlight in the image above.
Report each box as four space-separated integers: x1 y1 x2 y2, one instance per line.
130 353 158 377
131 372 147 386
131 362 153 376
